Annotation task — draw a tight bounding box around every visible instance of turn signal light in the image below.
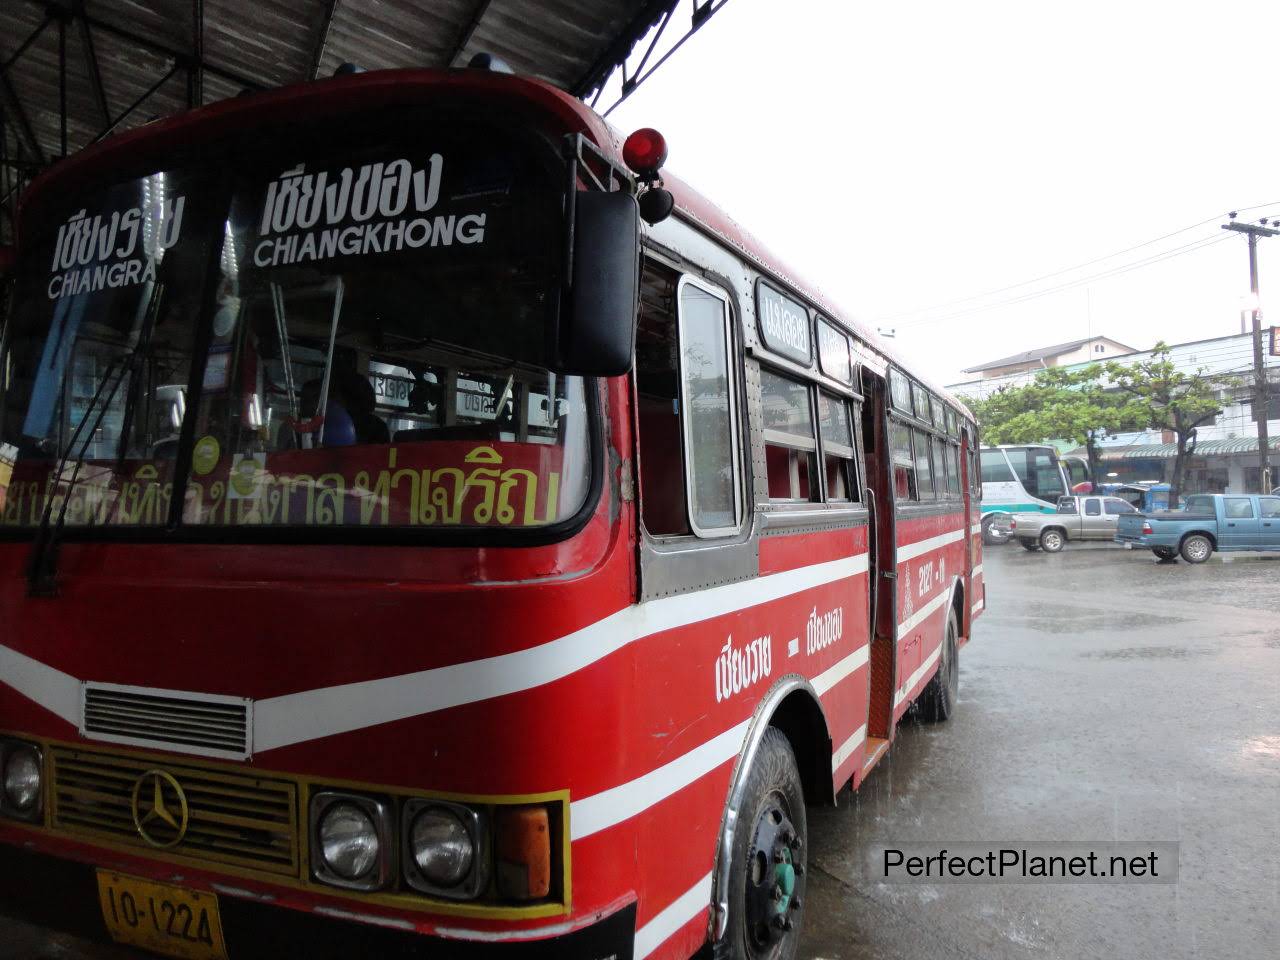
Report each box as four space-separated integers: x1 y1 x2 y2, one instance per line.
494 805 551 900
623 128 668 178
1009 518 1016 530
1142 521 1153 534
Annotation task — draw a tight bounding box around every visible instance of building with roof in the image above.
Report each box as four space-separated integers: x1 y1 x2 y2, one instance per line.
961 336 1137 380
947 330 1280 494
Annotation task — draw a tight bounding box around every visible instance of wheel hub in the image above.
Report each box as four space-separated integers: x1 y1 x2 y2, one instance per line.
745 794 804 949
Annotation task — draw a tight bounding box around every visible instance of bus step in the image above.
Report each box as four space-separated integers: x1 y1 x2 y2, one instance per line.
861 736 890 774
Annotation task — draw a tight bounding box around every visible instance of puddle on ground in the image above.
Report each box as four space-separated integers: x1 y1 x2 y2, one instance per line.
1082 645 1208 661
1014 613 1185 633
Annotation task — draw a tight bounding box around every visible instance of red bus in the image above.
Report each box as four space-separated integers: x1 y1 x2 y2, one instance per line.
0 67 983 960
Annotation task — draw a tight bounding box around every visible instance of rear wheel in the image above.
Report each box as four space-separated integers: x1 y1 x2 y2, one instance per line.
982 517 1010 546
919 610 959 723
1180 534 1213 564
714 728 807 960
1152 547 1177 561
1038 528 1065 553
1019 539 1040 552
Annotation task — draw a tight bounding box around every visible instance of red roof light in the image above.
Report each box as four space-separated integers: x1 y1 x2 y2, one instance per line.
623 128 667 177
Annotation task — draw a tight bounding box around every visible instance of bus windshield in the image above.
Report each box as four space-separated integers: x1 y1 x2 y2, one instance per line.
0 112 592 535
1004 446 1066 501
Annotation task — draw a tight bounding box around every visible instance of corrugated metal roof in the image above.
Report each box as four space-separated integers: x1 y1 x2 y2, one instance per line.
0 0 689 241
961 336 1137 374
1088 438 1280 461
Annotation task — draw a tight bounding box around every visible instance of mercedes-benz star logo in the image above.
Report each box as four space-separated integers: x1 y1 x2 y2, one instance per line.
131 770 190 848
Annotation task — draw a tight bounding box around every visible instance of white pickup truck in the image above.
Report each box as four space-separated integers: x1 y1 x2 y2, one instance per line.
1011 494 1141 552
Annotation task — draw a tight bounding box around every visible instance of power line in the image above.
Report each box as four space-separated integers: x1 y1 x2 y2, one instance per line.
882 200 1280 322
898 233 1235 329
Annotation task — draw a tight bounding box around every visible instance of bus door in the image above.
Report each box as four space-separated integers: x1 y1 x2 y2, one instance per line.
860 369 897 744
960 426 975 634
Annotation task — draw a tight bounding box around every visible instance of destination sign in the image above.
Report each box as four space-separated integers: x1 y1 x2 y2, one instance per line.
756 283 811 364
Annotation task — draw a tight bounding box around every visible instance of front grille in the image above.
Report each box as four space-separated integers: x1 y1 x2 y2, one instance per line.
81 684 251 760
49 745 299 877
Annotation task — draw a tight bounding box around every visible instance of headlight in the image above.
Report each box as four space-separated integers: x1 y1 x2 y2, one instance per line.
2 744 42 817
309 792 393 891
402 798 488 898
409 807 474 888
319 802 379 880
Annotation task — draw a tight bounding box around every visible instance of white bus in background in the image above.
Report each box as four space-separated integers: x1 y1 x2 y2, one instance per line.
979 444 1071 544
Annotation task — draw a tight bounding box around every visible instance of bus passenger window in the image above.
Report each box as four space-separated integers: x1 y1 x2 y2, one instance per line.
677 279 740 535
946 444 962 496
890 422 917 501
760 369 819 502
931 436 949 498
981 449 1015 483
914 428 935 500
636 264 690 536
817 391 860 502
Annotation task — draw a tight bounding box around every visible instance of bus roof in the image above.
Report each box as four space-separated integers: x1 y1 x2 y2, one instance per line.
17 67 972 423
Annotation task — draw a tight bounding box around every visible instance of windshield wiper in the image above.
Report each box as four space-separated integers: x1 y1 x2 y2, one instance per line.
26 355 129 596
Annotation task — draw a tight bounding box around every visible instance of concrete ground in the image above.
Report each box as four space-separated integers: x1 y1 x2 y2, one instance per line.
800 542 1280 960
3 542 1278 959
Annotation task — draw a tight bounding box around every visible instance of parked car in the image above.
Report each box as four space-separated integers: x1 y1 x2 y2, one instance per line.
1114 493 1280 563
1011 495 1140 552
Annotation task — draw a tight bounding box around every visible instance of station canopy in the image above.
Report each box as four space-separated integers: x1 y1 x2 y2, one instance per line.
0 0 726 241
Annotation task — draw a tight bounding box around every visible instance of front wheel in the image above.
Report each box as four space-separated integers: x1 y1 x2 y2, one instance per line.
1039 528 1065 553
714 728 807 960
1152 547 1178 561
918 610 959 723
1019 539 1040 552
1180 535 1213 564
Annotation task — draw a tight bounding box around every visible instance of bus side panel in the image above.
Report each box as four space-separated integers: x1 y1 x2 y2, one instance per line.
893 508 967 719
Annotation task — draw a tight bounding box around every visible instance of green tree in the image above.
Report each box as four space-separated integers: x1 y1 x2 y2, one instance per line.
1104 343 1230 508
971 364 1147 487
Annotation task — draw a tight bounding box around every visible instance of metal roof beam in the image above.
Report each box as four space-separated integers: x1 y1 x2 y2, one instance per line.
188 0 204 107
24 2 267 92
0 71 44 166
446 0 494 67
571 0 676 98
2 12 52 73
73 3 111 127
91 63 180 145
308 0 340 80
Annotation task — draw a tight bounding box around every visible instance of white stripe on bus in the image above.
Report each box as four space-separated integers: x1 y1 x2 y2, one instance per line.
634 871 714 960
251 552 869 751
973 563 984 577
572 720 750 840
894 645 943 707
972 597 984 614
831 724 868 772
896 590 950 641
572 644 869 840
896 528 964 563
0 554 867 752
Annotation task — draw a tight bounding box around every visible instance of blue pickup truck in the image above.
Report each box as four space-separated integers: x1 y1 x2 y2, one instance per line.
1115 493 1280 562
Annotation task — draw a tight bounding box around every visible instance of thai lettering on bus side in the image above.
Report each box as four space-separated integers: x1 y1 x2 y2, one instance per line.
46 199 186 300
761 295 808 356
714 634 773 703
806 605 843 655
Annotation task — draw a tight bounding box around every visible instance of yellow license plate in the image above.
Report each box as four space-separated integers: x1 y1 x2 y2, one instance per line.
96 871 228 960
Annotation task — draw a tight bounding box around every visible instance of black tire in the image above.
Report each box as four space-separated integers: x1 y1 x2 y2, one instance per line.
713 728 807 960
1038 528 1065 553
982 517 1010 546
918 609 959 723
1152 547 1178 561
1019 539 1040 552
1180 534 1213 564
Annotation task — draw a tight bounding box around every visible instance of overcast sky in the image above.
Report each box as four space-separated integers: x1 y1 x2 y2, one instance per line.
609 0 1280 386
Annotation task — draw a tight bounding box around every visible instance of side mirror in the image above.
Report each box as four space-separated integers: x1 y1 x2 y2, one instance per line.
557 191 639 377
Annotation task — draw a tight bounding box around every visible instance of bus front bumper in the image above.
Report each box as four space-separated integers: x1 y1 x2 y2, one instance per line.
0 844 637 960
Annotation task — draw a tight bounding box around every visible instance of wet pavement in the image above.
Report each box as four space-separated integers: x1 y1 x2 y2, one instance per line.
3 543 1278 959
801 542 1280 960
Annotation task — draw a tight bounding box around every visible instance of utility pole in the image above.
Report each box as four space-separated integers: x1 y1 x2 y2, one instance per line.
1222 217 1280 493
